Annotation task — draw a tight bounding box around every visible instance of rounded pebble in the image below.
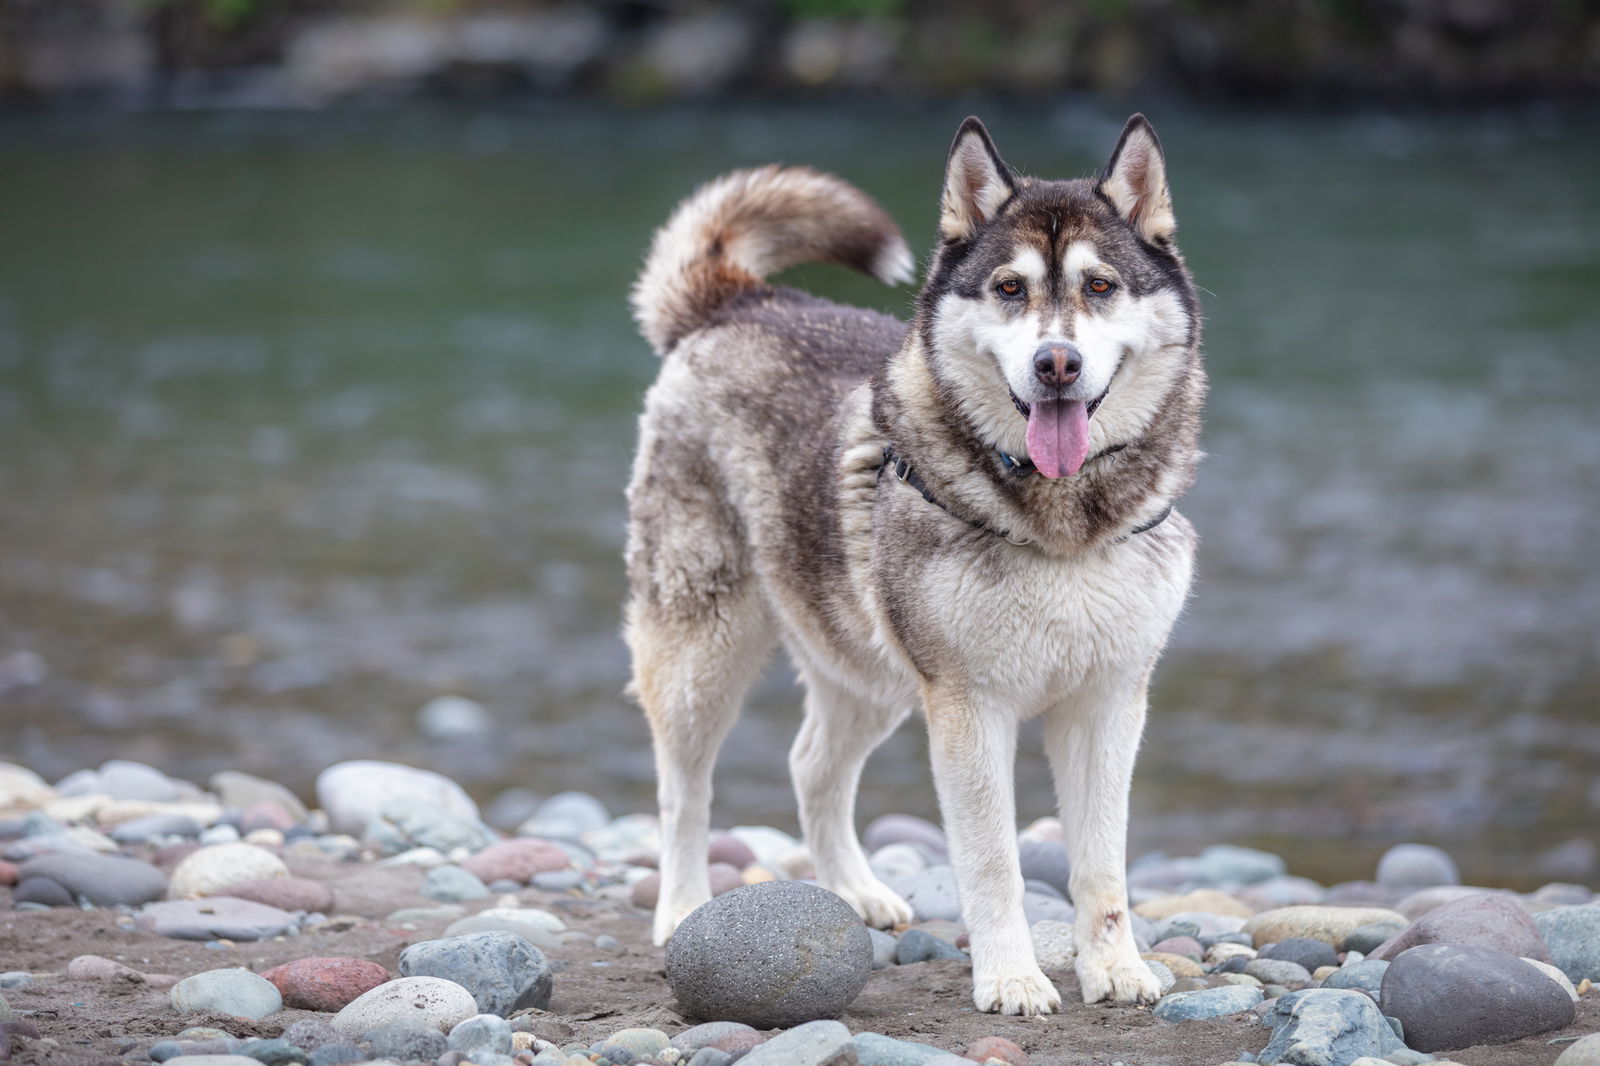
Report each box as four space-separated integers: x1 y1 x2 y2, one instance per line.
1380 942 1576 1052
1375 843 1460 888
331 976 478 1038
448 1014 514 1055
167 844 289 900
665 881 873 1029
399 931 553 1016
262 957 391 1012
170 968 284 1021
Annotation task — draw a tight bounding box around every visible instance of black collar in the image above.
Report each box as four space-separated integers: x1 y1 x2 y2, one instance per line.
876 444 1171 546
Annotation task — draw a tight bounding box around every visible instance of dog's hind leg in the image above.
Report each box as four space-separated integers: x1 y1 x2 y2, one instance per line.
789 670 914 929
629 587 773 945
1044 674 1162 1006
625 449 777 945
923 685 1061 1016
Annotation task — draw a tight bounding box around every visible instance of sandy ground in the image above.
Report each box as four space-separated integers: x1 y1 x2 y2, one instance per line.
1 854 1593 1066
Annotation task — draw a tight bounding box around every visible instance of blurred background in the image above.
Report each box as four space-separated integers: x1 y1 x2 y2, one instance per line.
1 0 1596 890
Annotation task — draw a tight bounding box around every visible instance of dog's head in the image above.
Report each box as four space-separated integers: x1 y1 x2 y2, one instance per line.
918 115 1200 478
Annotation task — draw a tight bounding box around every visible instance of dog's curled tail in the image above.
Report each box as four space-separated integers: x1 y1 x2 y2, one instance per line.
632 165 916 355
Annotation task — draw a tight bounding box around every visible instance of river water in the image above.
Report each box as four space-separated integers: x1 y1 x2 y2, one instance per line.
1 103 1595 888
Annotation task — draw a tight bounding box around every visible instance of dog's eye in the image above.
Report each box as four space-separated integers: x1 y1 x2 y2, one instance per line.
1087 277 1115 295
995 279 1025 298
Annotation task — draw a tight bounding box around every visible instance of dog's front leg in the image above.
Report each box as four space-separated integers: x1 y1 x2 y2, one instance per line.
924 685 1061 1016
1044 677 1162 1006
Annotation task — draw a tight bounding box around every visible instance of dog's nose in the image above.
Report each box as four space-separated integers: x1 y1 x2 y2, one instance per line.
1033 343 1082 388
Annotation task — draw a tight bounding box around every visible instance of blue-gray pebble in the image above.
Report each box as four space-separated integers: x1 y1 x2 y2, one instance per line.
1260 937 1338 973
363 1021 447 1062
236 1038 308 1065
851 1032 952 1065
895 928 965 965
1533 902 1600 982
420 865 490 903
448 1014 513 1055
1320 958 1389 994
1152 985 1263 1021
398 930 552 1016
307 1045 366 1066
1258 987 1406 1065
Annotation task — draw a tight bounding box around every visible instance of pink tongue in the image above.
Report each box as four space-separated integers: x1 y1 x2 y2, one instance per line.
1025 399 1091 478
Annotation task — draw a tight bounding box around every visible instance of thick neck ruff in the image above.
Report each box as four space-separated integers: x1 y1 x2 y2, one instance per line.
876 443 1171 547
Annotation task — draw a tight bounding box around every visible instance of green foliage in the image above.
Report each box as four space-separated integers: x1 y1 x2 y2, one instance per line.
782 0 907 19
138 0 262 30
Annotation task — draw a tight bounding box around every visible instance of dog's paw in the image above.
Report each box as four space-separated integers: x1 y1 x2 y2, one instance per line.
831 879 914 929
972 967 1061 1016
1076 954 1161 1006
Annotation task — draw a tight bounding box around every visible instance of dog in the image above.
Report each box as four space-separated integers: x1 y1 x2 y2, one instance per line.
624 114 1205 1016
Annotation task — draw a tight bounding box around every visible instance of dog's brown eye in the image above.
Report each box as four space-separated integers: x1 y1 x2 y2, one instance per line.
996 279 1024 298
1087 277 1114 295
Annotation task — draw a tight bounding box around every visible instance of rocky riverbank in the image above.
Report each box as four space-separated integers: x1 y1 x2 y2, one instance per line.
0 759 1595 1066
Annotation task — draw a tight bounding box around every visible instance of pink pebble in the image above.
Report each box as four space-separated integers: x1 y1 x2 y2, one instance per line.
221 876 335 914
240 800 297 834
1151 935 1205 958
261 956 391 1012
709 862 744 896
965 1035 1030 1066
707 835 757 869
461 838 570 884
631 872 661 910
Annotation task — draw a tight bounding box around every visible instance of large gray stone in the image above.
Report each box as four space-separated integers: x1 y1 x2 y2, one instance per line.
17 852 167 906
1380 942 1576 1052
1533 902 1600 982
398 931 551 1017
1259 988 1407 1065
738 1020 851 1066
1368 893 1552 963
137 898 298 940
1375 843 1460 889
1152 984 1263 1021
171 969 283 1020
665 881 872 1029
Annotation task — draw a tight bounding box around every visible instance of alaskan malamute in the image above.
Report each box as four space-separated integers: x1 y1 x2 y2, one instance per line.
625 115 1204 1015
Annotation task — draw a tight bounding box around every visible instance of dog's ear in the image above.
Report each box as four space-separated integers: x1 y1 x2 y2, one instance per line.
940 117 1015 242
1099 114 1175 244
